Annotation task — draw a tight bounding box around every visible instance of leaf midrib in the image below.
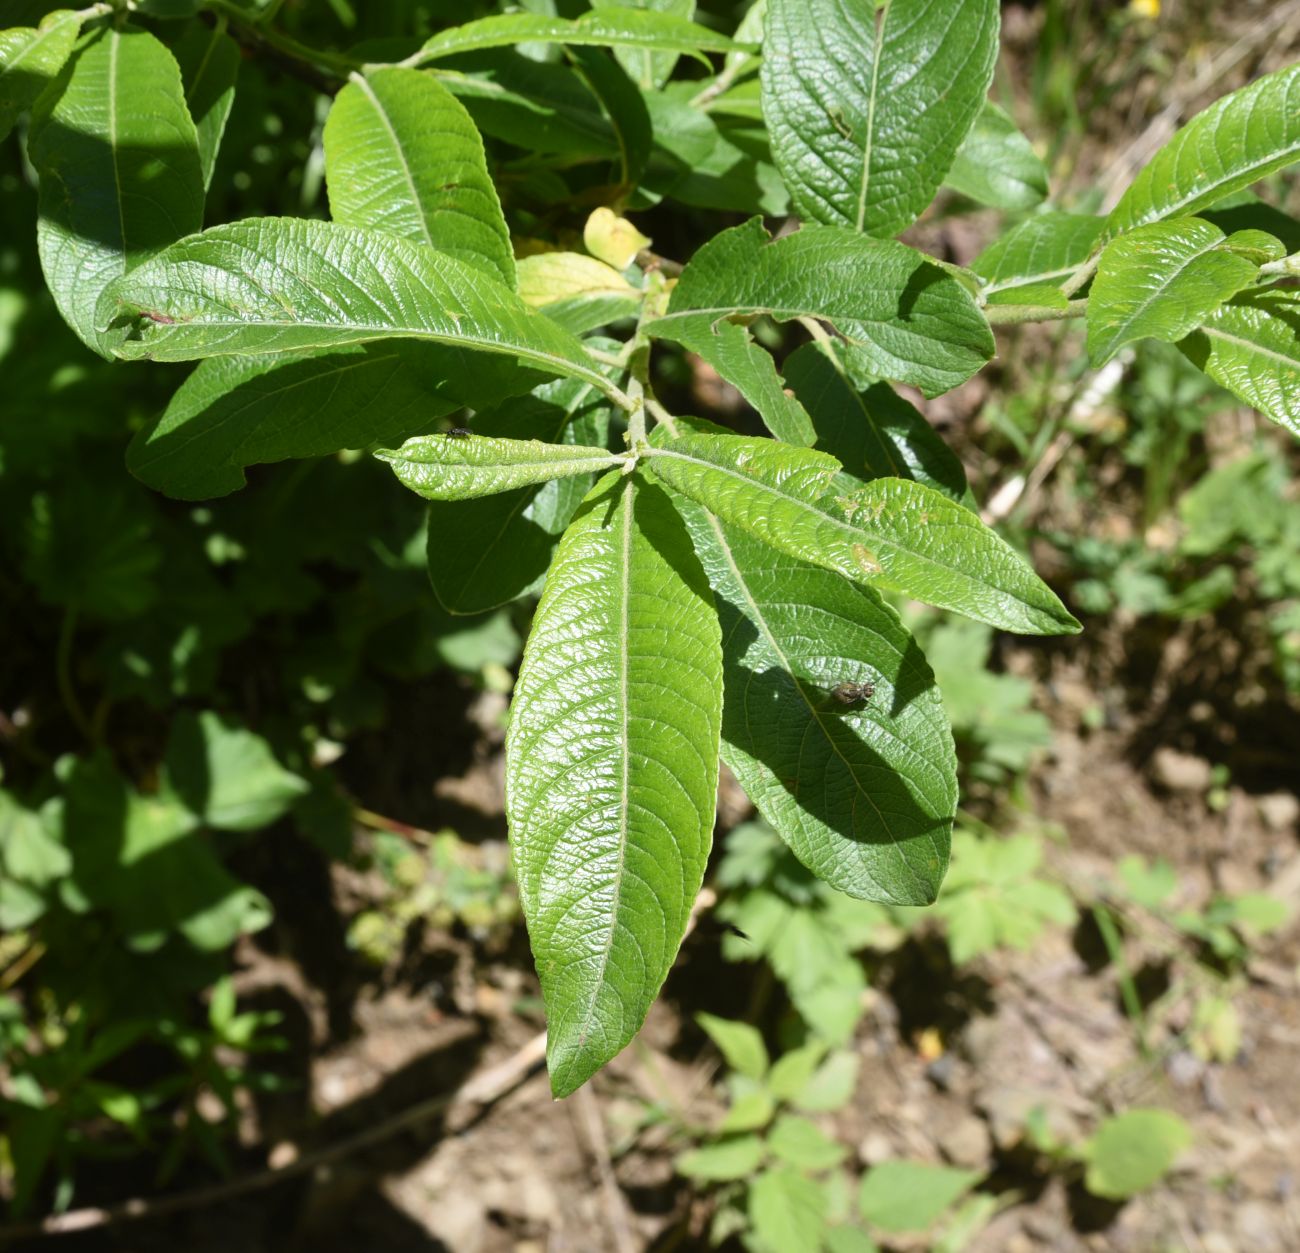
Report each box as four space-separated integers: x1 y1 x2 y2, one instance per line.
1093 228 1231 361
1115 140 1300 236
648 444 1012 610
855 0 891 233
352 72 434 249
1202 321 1300 370
126 315 614 398
572 476 634 1059
108 30 126 264
448 379 602 607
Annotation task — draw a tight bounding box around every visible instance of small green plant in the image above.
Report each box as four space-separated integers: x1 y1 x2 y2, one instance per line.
923 827 1077 966
675 1015 993 1252
0 977 285 1216
348 827 518 964
1027 1105 1193 1202
1094 854 1291 1058
715 822 903 1046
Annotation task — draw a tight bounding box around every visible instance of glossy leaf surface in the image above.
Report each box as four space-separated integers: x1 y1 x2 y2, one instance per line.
970 212 1104 305
171 19 239 192
416 9 745 63
653 218 993 398
944 100 1048 211
100 218 615 400
380 433 623 500
761 0 999 236
646 433 1077 635
0 7 81 141
424 373 615 614
30 26 205 356
783 341 969 502
506 474 722 1096
1088 216 1261 364
1179 290 1300 438
1106 62 1300 238
654 314 816 445
128 346 456 500
324 67 514 286
681 501 956 904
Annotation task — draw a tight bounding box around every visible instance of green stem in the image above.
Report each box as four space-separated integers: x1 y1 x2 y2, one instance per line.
1093 902 1148 1055
985 300 1088 327
205 0 358 81
1060 253 1100 299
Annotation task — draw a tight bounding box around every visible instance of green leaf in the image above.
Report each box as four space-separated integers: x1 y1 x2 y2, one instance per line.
675 1134 765 1181
647 432 1078 635
505 474 722 1096
594 0 697 90
944 101 1048 211
163 711 308 832
61 752 273 950
170 19 239 192
783 341 969 502
653 219 993 399
0 877 46 930
1088 216 1261 364
100 218 619 403
653 315 816 446
640 82 790 217
971 212 1105 306
127 346 462 500
767 1041 828 1102
761 0 999 236
23 481 160 619
29 25 205 357
1225 892 1289 934
1107 62 1300 239
767 1115 846 1170
697 1012 769 1079
719 1084 778 1133
423 371 613 614
380 431 624 500
569 44 653 190
416 9 745 64
749 1166 828 1253
824 1227 880 1253
0 791 70 887
792 1051 859 1114
1178 289 1300 438
515 252 640 327
438 51 619 160
1116 854 1178 909
324 67 514 286
858 1161 980 1233
0 8 81 142
1083 1110 1191 1199
678 502 955 904
1201 192 1300 253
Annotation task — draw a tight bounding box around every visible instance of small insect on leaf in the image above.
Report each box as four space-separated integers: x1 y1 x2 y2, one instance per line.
444 427 473 439
830 680 875 707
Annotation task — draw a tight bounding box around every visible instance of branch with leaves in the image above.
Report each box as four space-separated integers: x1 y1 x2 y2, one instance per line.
5 0 1300 1101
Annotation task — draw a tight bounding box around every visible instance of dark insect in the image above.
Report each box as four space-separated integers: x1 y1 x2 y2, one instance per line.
830 680 875 706
444 427 473 439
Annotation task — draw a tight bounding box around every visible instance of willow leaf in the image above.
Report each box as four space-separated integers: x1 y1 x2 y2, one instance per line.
506 473 722 1096
761 0 999 236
